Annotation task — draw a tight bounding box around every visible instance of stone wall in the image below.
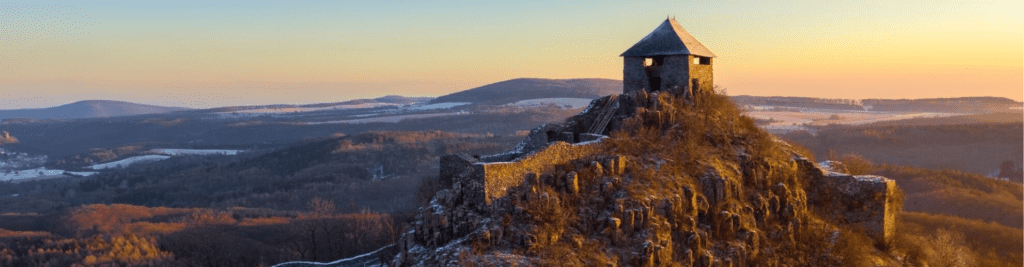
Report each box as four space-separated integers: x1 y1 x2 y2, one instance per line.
623 57 649 93
474 141 600 204
439 153 478 188
795 157 897 245
660 55 690 94
621 54 713 103
440 140 603 205
688 55 714 96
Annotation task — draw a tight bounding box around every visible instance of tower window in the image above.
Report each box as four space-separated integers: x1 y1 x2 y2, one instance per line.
693 56 711 65
652 56 665 66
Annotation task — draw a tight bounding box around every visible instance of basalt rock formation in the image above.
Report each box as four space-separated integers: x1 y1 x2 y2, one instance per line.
394 91 901 266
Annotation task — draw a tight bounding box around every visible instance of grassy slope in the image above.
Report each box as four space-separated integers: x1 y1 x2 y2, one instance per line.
898 212 1023 267
873 164 1023 229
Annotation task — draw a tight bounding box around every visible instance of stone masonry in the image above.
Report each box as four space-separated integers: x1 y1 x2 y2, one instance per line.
795 156 898 245
441 141 601 205
621 18 716 102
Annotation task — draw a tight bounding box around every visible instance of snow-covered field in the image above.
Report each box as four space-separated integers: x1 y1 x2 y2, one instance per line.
747 110 957 133
406 102 470 110
307 112 463 124
214 101 468 121
0 152 47 170
221 103 401 115
1 149 246 182
88 155 171 170
510 98 593 109
152 148 242 156
0 167 96 182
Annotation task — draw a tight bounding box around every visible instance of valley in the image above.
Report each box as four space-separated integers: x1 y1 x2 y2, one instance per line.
2 1 1019 265
0 78 1020 266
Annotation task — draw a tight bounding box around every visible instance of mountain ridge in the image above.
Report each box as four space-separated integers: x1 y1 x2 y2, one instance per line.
0 100 190 120
429 78 622 105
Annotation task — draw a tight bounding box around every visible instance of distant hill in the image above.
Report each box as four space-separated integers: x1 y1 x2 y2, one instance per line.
862 97 1023 113
304 95 433 107
0 100 190 120
429 78 621 105
197 95 433 113
731 95 1023 113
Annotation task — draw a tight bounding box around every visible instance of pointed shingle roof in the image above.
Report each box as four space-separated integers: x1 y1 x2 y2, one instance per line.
621 18 716 58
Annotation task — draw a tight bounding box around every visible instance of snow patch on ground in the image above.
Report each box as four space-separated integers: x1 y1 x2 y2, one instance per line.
509 98 593 109
88 155 171 170
151 149 241 156
0 167 96 182
222 103 401 114
2 149 242 182
747 109 958 133
270 244 392 267
818 160 842 173
853 175 889 183
406 102 470 110
306 112 463 124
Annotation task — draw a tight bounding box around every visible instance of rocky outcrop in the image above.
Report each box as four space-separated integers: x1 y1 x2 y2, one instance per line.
395 150 836 266
393 90 902 266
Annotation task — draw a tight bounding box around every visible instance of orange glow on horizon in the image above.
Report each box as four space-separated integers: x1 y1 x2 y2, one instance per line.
0 1 1020 108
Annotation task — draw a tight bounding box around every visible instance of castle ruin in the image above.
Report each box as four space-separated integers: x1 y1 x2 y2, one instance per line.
396 19 900 265
429 17 897 245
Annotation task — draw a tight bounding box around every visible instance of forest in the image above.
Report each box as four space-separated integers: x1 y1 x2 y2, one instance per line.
781 122 1023 180
0 131 527 266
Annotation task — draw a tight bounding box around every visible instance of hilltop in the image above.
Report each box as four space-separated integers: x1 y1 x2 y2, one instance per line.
429 78 621 105
194 95 433 113
388 90 914 266
0 100 189 120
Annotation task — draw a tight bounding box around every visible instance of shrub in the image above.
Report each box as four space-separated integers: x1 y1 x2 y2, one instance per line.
839 154 873 175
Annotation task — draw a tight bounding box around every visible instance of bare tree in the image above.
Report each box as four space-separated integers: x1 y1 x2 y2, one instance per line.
301 197 336 261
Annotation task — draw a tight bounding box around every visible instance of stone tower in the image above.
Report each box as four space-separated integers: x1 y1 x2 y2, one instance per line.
621 18 715 101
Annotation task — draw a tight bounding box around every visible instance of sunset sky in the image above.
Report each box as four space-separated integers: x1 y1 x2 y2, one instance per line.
1 0 1021 109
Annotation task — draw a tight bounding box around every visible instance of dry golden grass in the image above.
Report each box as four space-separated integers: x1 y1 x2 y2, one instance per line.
874 165 1023 228
896 212 1022 267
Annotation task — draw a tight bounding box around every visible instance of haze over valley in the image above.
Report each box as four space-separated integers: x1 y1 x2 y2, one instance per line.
0 1 1021 266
